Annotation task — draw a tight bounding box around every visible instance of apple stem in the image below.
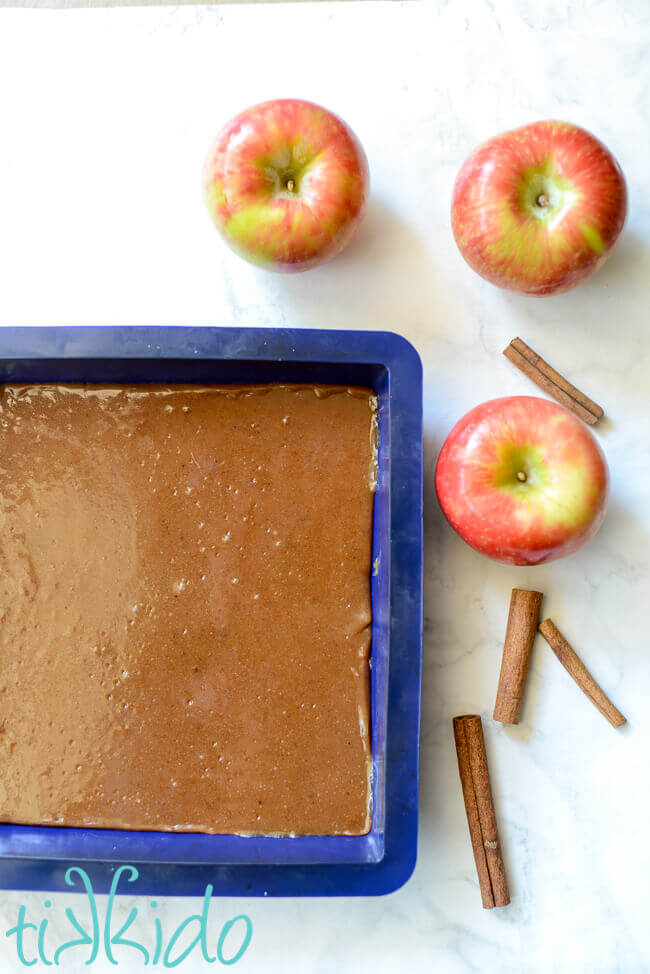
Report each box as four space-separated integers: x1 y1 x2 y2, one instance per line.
517 471 527 483
536 193 549 208
286 179 295 192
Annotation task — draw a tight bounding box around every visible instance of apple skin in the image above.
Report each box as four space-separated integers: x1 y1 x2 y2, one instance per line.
203 99 369 272
435 396 609 566
451 121 627 295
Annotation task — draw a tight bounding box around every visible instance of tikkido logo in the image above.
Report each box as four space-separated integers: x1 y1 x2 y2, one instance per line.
6 866 253 968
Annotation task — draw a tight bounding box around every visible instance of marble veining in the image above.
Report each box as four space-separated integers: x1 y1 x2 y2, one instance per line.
0 1 649 971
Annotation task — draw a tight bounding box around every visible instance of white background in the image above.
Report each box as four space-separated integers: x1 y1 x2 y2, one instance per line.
0 1 649 971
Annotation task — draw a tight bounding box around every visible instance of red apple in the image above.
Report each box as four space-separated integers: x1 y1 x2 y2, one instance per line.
435 396 609 565
451 121 627 295
203 99 369 272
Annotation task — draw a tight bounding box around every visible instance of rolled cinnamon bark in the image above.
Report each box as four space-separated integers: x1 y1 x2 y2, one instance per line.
453 715 510 909
503 338 604 425
493 588 544 724
538 619 627 728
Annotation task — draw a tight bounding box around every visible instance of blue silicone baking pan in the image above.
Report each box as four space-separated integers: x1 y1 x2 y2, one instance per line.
0 326 422 896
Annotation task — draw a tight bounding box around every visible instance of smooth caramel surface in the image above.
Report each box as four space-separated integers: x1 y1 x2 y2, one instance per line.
0 383 376 835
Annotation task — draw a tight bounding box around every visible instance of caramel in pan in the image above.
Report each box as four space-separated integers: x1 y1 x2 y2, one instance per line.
0 383 376 835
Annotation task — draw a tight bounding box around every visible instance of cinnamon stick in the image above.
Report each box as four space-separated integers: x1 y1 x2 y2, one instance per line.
503 337 604 426
493 588 543 724
453 715 510 909
538 619 627 728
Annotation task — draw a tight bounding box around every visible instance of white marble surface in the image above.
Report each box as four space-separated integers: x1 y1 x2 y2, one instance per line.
1 1 649 971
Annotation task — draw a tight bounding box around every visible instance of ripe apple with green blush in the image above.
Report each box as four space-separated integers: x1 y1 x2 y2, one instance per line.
203 99 369 272
451 121 627 295
435 396 609 565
